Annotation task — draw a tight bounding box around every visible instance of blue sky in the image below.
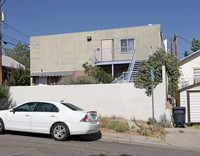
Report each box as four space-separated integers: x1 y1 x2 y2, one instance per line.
2 0 200 59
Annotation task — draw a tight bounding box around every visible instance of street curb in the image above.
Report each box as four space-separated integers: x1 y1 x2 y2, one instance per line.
101 132 169 147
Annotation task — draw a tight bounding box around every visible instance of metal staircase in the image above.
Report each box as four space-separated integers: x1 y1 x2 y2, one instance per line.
112 47 152 83
112 51 143 83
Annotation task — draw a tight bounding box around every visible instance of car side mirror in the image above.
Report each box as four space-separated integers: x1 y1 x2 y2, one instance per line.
10 108 16 114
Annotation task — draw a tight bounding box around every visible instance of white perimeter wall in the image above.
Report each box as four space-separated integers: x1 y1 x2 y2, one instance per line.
9 66 169 121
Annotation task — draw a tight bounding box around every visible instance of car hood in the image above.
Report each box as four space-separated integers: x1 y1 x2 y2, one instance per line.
0 109 10 115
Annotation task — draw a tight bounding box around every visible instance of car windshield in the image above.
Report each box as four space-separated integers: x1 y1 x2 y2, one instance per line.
61 103 83 111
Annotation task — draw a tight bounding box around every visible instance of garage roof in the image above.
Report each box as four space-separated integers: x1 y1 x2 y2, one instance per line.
180 49 200 65
2 55 25 69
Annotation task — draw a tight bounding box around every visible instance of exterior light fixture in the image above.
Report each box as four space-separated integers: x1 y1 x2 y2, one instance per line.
87 36 92 42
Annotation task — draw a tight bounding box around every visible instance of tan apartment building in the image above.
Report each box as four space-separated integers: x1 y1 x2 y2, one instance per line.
30 24 164 85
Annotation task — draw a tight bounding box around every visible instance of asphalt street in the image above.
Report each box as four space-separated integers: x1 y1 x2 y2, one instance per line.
0 131 199 156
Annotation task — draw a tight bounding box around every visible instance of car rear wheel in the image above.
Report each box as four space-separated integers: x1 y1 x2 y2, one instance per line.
0 119 5 134
51 123 69 141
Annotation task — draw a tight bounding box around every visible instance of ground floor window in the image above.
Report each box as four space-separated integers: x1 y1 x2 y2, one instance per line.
32 76 61 86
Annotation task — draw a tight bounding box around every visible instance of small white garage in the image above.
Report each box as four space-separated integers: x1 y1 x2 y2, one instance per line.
178 82 200 124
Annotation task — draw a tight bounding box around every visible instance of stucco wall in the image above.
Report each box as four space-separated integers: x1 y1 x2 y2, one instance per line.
30 24 163 74
9 66 169 121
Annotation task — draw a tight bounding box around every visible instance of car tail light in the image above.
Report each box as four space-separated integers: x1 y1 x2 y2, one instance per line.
81 115 88 122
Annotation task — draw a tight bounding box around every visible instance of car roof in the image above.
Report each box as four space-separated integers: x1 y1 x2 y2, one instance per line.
22 100 61 104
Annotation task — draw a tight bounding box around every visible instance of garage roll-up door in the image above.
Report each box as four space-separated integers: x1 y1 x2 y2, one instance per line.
188 92 200 123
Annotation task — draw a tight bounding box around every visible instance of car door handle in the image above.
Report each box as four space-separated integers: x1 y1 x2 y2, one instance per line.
51 115 56 117
25 114 31 117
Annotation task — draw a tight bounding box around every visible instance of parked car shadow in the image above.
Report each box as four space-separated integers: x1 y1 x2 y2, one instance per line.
69 131 102 142
5 130 52 139
4 130 102 142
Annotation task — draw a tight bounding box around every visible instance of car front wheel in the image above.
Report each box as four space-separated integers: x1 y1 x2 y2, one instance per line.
0 119 5 134
51 123 69 141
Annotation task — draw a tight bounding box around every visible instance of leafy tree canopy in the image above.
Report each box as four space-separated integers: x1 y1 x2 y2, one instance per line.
135 49 180 100
82 62 113 83
3 41 30 86
3 41 30 68
191 38 200 52
184 38 200 57
0 83 10 110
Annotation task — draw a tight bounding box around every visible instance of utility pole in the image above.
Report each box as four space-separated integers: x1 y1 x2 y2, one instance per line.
174 33 178 58
0 0 6 85
171 36 173 54
174 33 178 106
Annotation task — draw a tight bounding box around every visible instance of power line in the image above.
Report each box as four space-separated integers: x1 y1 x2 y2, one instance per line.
2 40 17 46
5 0 64 34
4 4 52 34
5 23 29 39
177 35 191 44
3 0 17 10
5 10 50 35
2 34 29 45
16 1 65 33
5 1 56 34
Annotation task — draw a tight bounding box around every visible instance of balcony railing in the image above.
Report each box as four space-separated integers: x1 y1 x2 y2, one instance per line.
94 46 134 63
179 77 200 89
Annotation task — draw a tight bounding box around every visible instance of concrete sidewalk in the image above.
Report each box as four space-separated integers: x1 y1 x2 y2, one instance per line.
101 132 168 146
165 127 200 152
100 127 200 152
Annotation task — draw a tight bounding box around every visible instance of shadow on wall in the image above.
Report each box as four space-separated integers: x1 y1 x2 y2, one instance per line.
0 98 16 110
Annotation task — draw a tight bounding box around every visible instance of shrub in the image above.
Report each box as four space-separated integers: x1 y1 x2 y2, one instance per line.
159 114 171 128
137 129 149 136
58 75 98 85
108 121 119 130
0 83 10 110
0 83 9 100
82 62 114 83
99 116 130 132
148 117 157 125
99 118 110 128
114 122 130 132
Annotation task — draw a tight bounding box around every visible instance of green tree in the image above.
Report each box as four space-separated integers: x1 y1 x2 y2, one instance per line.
184 50 190 57
82 62 113 83
4 41 30 68
3 41 30 86
8 67 30 86
135 49 180 100
183 38 200 57
0 83 10 110
191 38 200 52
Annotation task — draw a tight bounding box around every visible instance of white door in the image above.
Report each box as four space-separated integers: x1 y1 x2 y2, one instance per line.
31 103 59 133
6 102 37 131
102 40 113 61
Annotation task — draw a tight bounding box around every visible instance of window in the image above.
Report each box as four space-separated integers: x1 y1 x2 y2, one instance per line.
15 102 37 112
61 103 83 111
37 103 59 112
193 68 200 83
120 38 134 52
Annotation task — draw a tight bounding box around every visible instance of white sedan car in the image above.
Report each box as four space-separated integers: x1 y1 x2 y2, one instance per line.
0 101 99 141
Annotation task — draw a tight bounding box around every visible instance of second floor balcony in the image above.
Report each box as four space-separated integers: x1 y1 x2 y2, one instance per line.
179 77 200 89
94 46 134 65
